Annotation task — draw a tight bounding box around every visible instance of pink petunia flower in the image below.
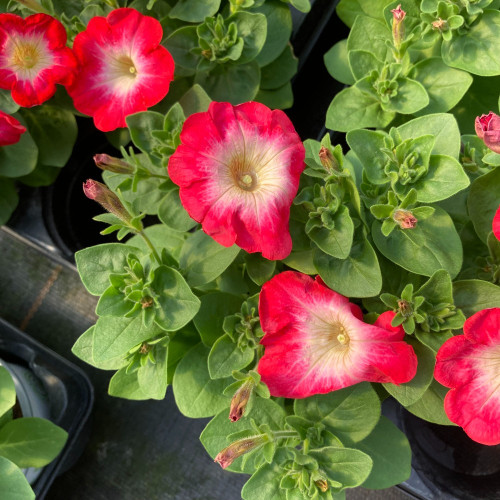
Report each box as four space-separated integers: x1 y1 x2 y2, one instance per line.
257 271 418 398
475 112 500 154
435 308 500 445
0 13 76 107
67 8 174 132
0 110 26 146
168 101 305 260
493 205 500 241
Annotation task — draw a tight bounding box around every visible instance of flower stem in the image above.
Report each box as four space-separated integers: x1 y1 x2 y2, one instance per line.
139 231 161 265
272 430 300 440
303 438 310 454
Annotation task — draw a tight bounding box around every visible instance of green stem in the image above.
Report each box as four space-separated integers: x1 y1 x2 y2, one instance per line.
272 430 301 440
150 174 170 180
139 231 161 265
14 0 50 13
303 438 310 454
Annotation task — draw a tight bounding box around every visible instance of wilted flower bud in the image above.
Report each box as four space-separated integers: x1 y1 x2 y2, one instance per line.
432 18 446 30
391 4 406 48
229 379 255 422
93 154 134 174
315 479 329 493
475 112 500 154
318 146 339 172
393 209 417 229
83 179 132 224
214 435 268 469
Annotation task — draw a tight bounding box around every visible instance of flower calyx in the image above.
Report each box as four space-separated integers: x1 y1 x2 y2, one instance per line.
421 1 465 41
370 188 434 236
125 336 167 374
303 134 349 181
223 295 263 351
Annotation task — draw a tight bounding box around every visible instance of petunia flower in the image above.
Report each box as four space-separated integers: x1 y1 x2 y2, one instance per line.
257 271 418 398
435 308 500 445
493 205 500 241
475 111 500 154
0 13 76 107
67 8 174 132
0 110 26 146
168 101 305 260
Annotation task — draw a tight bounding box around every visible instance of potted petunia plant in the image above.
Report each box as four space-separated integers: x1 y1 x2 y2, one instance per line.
3 0 500 499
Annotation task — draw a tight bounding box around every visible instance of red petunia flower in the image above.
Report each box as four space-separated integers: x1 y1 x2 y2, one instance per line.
168 101 305 260
257 271 418 398
0 110 26 146
0 13 76 107
475 111 500 154
493 205 500 241
67 8 174 132
435 308 500 445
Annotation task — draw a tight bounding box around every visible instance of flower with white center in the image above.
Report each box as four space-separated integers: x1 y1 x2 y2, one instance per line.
168 101 305 260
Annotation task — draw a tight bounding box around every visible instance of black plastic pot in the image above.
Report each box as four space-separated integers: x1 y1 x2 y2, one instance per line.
0 318 93 499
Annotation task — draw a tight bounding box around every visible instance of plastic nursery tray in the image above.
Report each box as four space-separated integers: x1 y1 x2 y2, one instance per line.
0 317 94 499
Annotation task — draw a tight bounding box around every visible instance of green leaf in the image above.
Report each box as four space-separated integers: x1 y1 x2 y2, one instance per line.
348 49 383 80
405 380 455 425
166 323 200 384
326 84 394 132
200 398 286 474
0 456 35 500
151 266 201 331
337 0 393 27
193 292 244 346
208 333 254 379
180 230 240 287
0 120 37 178
397 113 461 159
195 62 261 104
21 105 77 167
0 418 67 468
468 167 500 242
0 89 19 114
383 338 435 406
294 383 381 444
245 253 276 285
126 224 186 262
372 206 463 279
253 0 292 67
324 39 355 85
172 343 231 418
168 0 220 22
0 367 15 419
307 206 354 259
241 461 285 500
314 238 382 298
93 316 164 363
412 154 469 203
71 326 127 370
357 416 412 489
17 163 60 187
164 26 199 72
0 179 18 226
178 84 212 116
126 111 164 154
137 344 168 400
255 82 293 110
415 329 453 353
381 77 429 115
108 367 149 400
410 58 473 115
442 10 500 76
230 12 267 65
260 44 297 90
283 249 316 275
96 286 132 317
347 16 391 62
453 280 500 317
75 243 142 296
309 446 373 491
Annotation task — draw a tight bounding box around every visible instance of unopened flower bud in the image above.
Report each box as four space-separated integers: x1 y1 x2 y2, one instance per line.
393 209 417 229
432 18 446 30
318 146 339 172
83 179 132 224
214 435 267 469
315 479 329 493
229 379 255 422
475 112 500 154
93 154 134 174
391 4 406 48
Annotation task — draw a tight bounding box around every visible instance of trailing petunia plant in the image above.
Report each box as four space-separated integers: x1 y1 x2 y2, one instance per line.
4 1 500 498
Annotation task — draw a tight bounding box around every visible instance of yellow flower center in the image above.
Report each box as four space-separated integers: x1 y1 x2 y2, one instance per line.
230 156 258 192
113 55 137 79
12 43 39 69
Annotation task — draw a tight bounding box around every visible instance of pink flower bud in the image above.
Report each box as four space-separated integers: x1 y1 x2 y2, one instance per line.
93 154 134 174
318 146 339 172
391 4 406 48
475 112 500 154
0 110 26 147
229 379 255 422
393 209 417 229
214 435 267 469
83 179 131 224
